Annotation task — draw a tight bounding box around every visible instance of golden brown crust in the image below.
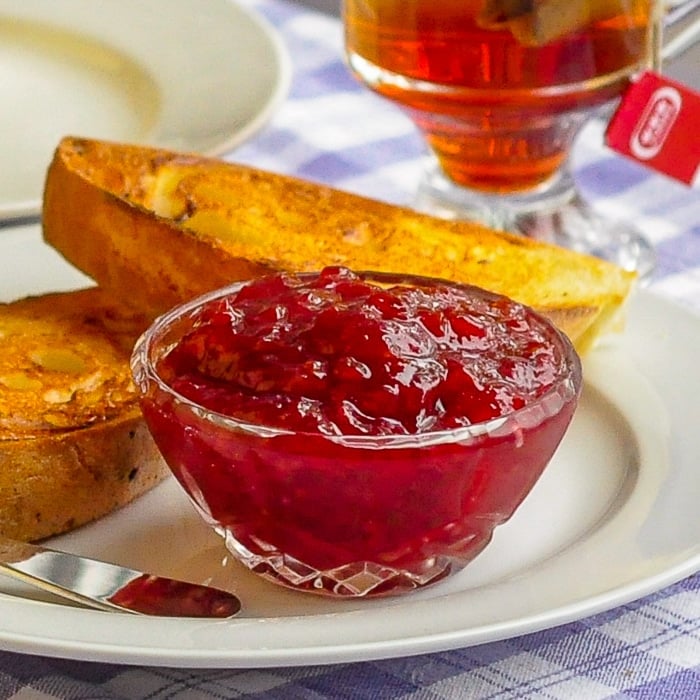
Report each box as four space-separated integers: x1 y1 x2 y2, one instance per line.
0 416 166 541
0 289 150 437
43 141 272 318
43 137 636 352
0 287 167 541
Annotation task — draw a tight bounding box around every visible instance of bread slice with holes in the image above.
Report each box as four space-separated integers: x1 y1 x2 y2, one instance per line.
43 136 636 353
0 287 167 541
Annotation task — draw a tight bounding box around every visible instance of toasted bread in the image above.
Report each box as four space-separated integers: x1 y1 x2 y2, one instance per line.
0 287 167 541
43 136 636 352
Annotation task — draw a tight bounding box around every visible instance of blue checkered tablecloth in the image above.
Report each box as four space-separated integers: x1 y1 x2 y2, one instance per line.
1 0 700 697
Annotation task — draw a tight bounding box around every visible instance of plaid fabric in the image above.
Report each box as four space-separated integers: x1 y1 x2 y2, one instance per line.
1 578 700 698
2 0 699 697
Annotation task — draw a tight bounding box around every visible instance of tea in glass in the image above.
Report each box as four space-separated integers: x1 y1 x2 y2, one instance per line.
344 0 656 193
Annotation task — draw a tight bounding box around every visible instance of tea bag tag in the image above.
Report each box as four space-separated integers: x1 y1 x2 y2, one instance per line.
605 71 700 188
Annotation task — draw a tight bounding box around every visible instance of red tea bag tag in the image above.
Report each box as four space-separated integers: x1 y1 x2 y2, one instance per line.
605 71 700 187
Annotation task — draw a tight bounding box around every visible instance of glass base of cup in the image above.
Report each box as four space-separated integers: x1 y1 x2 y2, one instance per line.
415 161 655 278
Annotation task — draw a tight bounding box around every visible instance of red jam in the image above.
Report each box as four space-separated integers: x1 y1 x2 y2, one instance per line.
158 266 568 435
138 267 581 596
107 575 240 618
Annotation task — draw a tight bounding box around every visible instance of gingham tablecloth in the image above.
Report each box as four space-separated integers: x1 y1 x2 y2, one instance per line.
2 1 700 697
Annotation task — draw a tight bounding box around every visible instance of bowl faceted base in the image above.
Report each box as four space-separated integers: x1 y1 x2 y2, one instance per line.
219 528 492 598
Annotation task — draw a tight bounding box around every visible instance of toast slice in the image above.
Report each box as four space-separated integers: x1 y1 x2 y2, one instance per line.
0 287 167 541
43 136 636 352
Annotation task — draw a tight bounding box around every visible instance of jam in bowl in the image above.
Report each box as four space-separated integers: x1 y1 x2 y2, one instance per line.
131 267 582 597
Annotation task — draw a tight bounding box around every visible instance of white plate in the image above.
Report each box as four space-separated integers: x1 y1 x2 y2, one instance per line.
1 224 699 668
0 0 291 221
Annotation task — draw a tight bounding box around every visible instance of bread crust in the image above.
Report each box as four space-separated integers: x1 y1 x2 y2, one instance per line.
0 287 168 541
43 140 272 320
43 137 636 352
0 415 165 541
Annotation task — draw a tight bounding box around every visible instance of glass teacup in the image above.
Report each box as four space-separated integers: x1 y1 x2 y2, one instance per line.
343 0 693 275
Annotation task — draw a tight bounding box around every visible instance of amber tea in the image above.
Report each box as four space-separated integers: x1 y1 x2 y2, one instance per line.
344 0 656 192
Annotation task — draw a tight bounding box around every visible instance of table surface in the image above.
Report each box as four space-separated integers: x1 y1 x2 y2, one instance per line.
2 0 700 697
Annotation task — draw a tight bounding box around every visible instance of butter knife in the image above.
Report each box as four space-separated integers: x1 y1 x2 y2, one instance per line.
0 535 241 618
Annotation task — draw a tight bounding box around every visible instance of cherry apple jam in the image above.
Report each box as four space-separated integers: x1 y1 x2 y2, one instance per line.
133 267 582 597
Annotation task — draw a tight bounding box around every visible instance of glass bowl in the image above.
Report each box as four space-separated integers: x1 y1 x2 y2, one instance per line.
131 268 582 598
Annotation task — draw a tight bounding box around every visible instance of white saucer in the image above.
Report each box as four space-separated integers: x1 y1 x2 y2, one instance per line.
1 224 700 668
0 0 291 221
